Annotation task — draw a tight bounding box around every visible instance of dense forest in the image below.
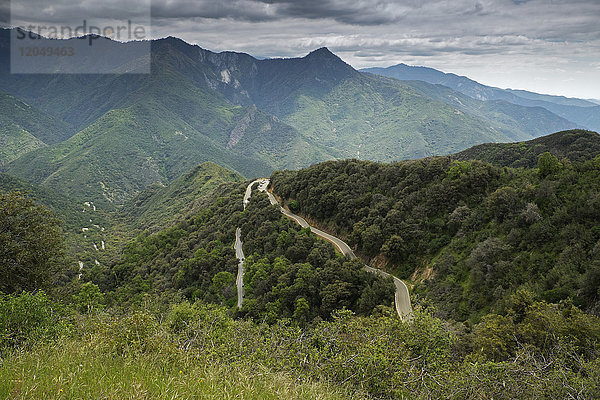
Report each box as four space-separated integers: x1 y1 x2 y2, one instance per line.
455 129 600 167
2 130 600 398
271 130 600 321
79 181 394 322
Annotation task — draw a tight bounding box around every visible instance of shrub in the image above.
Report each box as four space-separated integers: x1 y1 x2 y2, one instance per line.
0 291 70 349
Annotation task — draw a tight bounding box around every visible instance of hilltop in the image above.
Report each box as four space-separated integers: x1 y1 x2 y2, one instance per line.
454 129 600 167
270 130 600 321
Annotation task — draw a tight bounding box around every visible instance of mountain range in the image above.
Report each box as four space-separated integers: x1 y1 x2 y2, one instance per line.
362 63 600 132
0 28 594 209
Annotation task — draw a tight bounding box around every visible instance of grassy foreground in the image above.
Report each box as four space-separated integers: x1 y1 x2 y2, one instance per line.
2 293 600 399
1 335 355 400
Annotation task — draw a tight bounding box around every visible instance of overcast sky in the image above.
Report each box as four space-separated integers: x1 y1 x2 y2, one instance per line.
7 0 600 99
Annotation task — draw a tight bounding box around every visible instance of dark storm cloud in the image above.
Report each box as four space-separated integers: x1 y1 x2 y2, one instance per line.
150 0 279 23
253 0 413 25
150 0 484 26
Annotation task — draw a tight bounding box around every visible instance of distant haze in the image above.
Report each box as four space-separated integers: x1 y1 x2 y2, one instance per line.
6 0 600 99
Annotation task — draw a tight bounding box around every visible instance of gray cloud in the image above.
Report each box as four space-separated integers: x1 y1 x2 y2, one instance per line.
5 0 600 98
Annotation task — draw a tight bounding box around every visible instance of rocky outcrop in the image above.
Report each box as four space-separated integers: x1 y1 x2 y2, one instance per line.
227 105 257 149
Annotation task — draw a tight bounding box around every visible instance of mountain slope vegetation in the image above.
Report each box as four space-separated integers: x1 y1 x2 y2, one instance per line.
2 148 600 399
1 32 333 205
363 63 600 132
1 30 589 209
455 129 600 167
4 59 323 206
196 46 567 160
0 173 94 232
82 179 395 321
271 130 600 321
116 162 244 232
0 91 74 164
396 79 576 141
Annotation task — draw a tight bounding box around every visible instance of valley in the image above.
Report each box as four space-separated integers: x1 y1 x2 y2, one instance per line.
1 27 600 399
0 29 587 207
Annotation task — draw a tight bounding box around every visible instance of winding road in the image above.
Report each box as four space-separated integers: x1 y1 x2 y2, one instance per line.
236 179 413 321
235 179 265 309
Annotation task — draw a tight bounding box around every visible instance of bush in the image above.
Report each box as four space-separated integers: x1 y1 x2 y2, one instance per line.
85 311 164 357
0 291 70 349
0 192 64 293
538 151 560 177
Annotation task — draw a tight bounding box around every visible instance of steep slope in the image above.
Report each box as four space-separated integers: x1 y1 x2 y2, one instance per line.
0 173 92 232
93 176 395 320
270 130 600 321
4 32 563 166
117 162 243 232
6 40 330 205
6 100 271 207
398 80 576 141
0 30 148 134
217 47 360 116
194 47 576 160
1 124 44 165
0 91 73 164
455 129 600 167
2 30 590 203
278 72 516 160
363 63 600 132
195 47 521 160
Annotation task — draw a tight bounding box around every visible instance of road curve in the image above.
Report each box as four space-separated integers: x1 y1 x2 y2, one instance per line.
258 179 413 321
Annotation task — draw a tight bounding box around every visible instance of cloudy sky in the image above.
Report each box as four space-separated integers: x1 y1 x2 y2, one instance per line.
7 0 600 99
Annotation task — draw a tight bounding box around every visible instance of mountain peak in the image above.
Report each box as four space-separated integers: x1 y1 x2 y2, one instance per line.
301 46 357 76
305 47 337 59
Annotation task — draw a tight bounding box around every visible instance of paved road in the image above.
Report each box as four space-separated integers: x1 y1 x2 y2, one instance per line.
244 179 264 210
236 180 264 309
234 227 245 309
258 179 413 321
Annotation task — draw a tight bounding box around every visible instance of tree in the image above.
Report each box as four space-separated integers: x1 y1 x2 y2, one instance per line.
293 297 310 325
0 192 64 293
73 282 105 313
361 225 383 256
487 186 519 222
381 235 406 262
538 152 560 177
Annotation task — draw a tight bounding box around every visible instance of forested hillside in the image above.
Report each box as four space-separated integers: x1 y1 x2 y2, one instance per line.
4 66 313 206
116 162 243 232
271 130 600 321
2 181 600 398
1 29 587 209
86 180 395 321
0 91 73 164
455 129 600 167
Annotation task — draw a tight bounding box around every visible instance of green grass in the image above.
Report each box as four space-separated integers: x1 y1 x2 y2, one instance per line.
0 339 353 399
